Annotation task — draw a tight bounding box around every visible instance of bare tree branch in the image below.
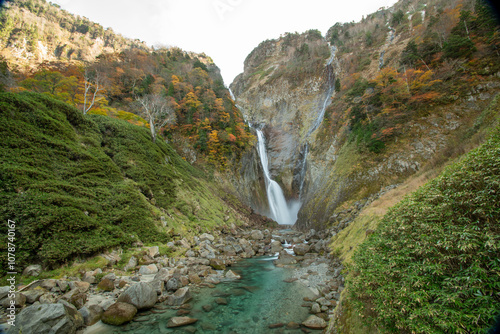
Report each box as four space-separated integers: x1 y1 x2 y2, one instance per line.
136 94 176 143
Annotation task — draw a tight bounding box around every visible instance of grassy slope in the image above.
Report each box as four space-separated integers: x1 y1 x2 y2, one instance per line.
334 114 500 333
0 91 241 271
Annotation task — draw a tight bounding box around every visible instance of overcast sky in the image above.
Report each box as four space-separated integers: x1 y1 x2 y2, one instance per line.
50 0 399 85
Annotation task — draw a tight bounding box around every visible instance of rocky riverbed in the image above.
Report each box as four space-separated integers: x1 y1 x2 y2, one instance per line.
0 225 342 333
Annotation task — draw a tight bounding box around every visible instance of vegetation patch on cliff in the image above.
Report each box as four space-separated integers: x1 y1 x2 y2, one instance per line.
347 124 500 333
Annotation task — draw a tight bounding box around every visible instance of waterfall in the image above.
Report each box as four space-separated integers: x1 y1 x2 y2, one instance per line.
229 88 236 101
307 45 336 136
256 129 300 225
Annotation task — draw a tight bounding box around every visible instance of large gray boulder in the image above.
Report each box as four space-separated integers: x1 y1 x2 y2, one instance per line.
273 253 297 266
165 287 192 306
293 243 311 256
8 303 83 334
117 282 157 310
101 302 137 326
302 315 327 329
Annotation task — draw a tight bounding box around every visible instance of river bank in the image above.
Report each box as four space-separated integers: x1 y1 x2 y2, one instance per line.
0 224 342 333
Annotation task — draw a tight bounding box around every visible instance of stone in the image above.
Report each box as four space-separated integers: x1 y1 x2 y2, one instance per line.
69 281 90 293
286 322 300 329
204 276 220 285
7 303 83 334
101 302 137 326
302 315 327 329
103 273 117 281
293 243 311 256
154 268 172 282
117 282 157 310
311 302 321 314
150 279 164 295
1 292 26 308
118 280 128 289
209 258 225 270
199 233 215 242
215 297 228 305
273 253 297 266
166 287 192 306
57 280 69 292
124 256 137 272
225 270 241 279
97 278 115 292
188 273 202 284
39 293 56 304
250 230 264 240
40 279 57 290
202 304 213 312
270 240 283 253
0 286 10 300
22 264 42 277
82 272 96 284
22 288 45 304
167 316 198 328
138 264 159 275
60 289 87 309
166 278 180 291
100 250 121 265
78 304 103 326
148 246 160 258
269 323 284 329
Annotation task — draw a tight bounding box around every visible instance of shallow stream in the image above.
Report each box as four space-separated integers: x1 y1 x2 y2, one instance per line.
86 255 322 333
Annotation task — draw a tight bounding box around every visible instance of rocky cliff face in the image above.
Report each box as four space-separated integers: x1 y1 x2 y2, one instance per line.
230 30 337 207
231 0 500 230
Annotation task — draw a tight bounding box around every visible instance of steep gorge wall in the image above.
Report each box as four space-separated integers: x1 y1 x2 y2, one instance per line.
230 30 337 211
232 0 500 232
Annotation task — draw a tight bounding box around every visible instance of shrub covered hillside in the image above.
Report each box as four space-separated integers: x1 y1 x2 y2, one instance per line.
0 91 249 271
348 124 500 333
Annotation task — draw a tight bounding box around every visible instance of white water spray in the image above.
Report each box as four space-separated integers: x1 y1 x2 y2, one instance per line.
256 129 300 225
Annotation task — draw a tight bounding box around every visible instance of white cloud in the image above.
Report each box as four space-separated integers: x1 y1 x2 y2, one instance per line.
51 0 399 85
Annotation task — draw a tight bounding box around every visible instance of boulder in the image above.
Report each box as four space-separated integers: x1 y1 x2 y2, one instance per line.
270 240 283 253
273 253 297 266
188 274 202 284
311 302 321 314
78 304 103 326
56 280 69 292
60 289 87 309
209 258 226 270
117 282 157 310
123 256 137 272
199 233 215 242
97 278 115 292
40 279 57 290
166 278 180 292
302 315 327 329
148 246 160 258
22 288 45 304
166 287 192 306
293 243 311 256
69 281 90 293
167 316 198 328
225 270 241 279
22 264 42 277
138 264 158 275
1 292 26 308
154 268 172 283
150 279 164 295
82 272 96 284
101 302 137 326
250 230 264 240
7 303 83 334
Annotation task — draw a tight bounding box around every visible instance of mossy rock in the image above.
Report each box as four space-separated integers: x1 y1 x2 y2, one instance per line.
101 302 137 326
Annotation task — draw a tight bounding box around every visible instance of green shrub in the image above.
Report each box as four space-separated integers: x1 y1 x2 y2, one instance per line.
349 125 500 333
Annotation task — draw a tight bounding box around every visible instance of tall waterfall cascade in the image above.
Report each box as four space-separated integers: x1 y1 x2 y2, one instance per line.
256 129 300 225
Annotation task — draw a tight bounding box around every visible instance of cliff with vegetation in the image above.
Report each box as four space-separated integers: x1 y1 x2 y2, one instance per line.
0 0 261 270
231 0 500 230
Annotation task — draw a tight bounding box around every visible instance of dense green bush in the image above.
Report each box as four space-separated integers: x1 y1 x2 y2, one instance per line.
0 92 209 268
349 125 500 333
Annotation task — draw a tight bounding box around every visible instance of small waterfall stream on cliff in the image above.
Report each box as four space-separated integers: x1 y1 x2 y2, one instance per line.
256 129 300 225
